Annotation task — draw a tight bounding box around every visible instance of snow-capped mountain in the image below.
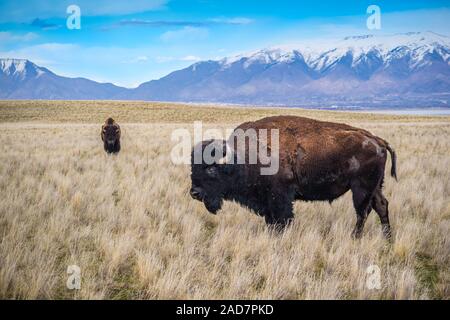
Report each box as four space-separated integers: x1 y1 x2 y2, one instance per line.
1 59 47 79
0 58 128 100
220 31 450 74
132 31 450 107
1 32 450 107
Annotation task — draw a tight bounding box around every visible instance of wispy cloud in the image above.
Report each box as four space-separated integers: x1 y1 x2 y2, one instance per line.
117 19 207 28
0 42 79 66
208 17 254 25
160 26 208 42
122 55 149 63
155 56 175 63
180 55 201 61
107 17 254 29
0 32 38 42
155 55 201 63
0 0 168 22
30 18 61 30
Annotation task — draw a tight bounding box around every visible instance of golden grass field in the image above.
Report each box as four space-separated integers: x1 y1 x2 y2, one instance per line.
0 100 449 299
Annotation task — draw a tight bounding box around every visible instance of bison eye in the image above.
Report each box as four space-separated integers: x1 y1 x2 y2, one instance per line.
205 166 218 178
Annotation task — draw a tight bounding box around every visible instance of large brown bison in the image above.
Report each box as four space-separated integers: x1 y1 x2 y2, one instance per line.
190 116 397 239
101 118 121 154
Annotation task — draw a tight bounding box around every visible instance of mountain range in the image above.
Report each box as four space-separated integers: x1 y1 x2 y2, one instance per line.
1 31 450 108
0 59 128 100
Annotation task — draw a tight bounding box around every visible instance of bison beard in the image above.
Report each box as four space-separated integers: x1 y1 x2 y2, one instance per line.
190 116 397 239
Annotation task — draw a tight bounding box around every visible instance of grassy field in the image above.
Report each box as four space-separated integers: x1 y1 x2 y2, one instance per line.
0 100 449 299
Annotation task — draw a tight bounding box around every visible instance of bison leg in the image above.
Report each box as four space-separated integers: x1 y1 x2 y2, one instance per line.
264 195 294 232
350 179 378 239
114 140 121 153
372 189 392 240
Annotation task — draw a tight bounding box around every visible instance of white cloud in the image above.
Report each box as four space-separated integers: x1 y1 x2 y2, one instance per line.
121 55 149 63
136 56 148 61
181 55 201 61
154 55 202 63
155 56 175 63
0 32 38 42
0 43 79 66
155 55 202 63
209 17 254 25
160 26 209 42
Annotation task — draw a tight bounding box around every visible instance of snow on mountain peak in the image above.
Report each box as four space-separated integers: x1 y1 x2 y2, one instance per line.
1 59 27 74
218 32 450 72
0 58 47 79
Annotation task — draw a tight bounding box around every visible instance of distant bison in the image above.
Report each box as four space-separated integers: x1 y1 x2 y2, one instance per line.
190 116 397 239
101 118 121 153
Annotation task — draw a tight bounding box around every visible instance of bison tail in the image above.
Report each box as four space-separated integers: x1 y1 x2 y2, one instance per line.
386 145 398 181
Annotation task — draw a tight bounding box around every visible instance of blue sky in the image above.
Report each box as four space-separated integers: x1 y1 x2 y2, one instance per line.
1 0 449 87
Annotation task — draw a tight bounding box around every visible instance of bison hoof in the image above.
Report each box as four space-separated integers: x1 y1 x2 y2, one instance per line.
351 229 363 239
382 224 392 242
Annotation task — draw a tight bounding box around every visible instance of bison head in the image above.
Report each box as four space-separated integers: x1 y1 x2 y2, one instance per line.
190 139 234 214
102 118 120 148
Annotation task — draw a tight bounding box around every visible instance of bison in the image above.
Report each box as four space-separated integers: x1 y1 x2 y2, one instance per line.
101 118 121 154
190 115 397 239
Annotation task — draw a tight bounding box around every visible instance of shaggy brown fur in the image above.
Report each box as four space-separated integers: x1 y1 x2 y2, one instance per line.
190 115 397 239
101 118 121 153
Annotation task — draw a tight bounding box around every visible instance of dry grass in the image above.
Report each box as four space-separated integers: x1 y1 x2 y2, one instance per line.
0 100 449 299
1 100 448 124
